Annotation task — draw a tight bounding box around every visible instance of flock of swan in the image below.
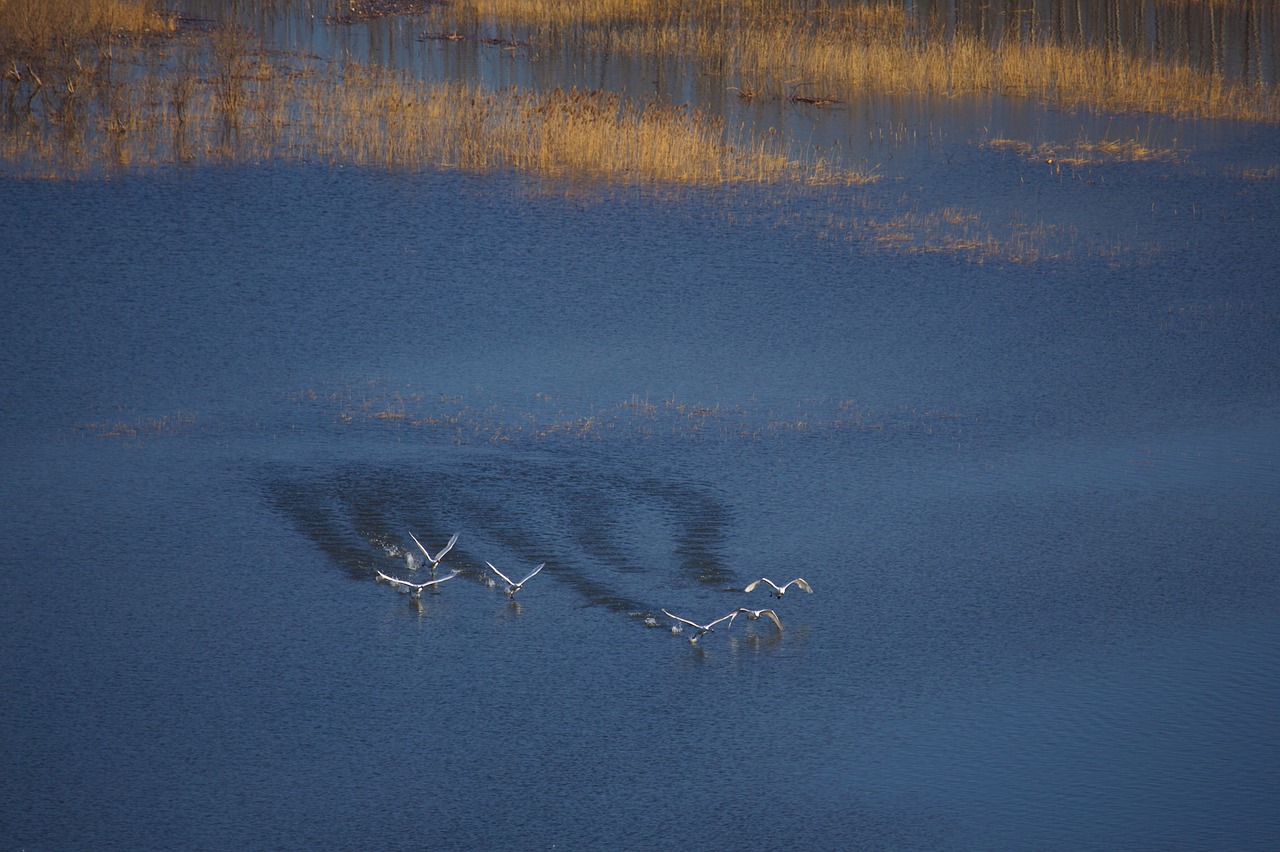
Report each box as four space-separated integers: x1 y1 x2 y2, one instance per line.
659 577 811 644
376 531 544 600
376 531 812 644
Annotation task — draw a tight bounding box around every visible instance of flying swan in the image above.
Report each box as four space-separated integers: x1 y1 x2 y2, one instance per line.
731 608 784 632
376 569 461 599
661 609 737 644
486 561 546 598
743 577 812 598
408 531 459 574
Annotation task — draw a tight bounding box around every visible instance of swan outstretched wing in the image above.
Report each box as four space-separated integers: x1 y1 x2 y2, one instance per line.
410 531 459 564
743 579 762 593
517 563 545 586
734 607 784 631
486 562 515 587
423 570 460 587
408 531 432 559
662 609 703 630
432 532 463 562
377 570 412 589
706 611 738 629
788 578 813 593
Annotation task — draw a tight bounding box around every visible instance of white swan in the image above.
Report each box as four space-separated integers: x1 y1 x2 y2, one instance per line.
731 607 783 632
486 561 545 597
376 569 460 599
408 531 458 574
660 609 737 644
743 577 812 598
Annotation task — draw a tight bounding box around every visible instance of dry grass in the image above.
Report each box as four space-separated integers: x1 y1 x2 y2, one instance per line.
77 411 197 440
1 4 875 185
1 0 176 170
0 0 173 49
290 383 972 446
986 132 1184 167
811 201 1066 264
5 1 1239 264
992 38 1277 122
0 0 174 103
1233 165 1279 180
430 0 1280 122
292 67 826 183
286 60 872 183
455 0 672 27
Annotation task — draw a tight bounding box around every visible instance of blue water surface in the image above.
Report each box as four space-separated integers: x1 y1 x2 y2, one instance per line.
2 136 1278 850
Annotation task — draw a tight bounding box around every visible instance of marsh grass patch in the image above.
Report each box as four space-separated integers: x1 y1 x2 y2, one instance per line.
287 381 973 447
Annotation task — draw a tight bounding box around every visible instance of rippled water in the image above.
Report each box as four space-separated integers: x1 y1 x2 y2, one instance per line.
3 1 1280 848
3 160 1277 849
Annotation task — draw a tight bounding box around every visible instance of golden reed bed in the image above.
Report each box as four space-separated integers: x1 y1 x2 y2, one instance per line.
444 0 1278 122
4 0 1276 182
0 0 866 183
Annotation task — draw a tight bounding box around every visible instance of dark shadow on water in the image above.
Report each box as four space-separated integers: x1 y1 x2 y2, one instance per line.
261 450 737 622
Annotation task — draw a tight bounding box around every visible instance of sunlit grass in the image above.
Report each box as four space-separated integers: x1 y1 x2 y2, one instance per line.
76 411 197 440
292 66 853 184
0 0 173 48
986 132 1184 167
3 1 1237 263
1229 164 1279 180
288 381 972 446
1 6 873 186
432 0 1280 122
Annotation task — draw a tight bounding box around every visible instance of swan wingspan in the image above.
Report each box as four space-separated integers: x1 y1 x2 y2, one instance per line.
486 562 515 587
706 611 737 629
517 563 545 586
377 570 412 589
410 531 459 564
436 533 459 562
662 609 701 629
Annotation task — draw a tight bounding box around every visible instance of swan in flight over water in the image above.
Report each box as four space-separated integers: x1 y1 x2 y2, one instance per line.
486 561 545 598
376 569 460 599
731 608 784 632
661 609 737 644
743 577 812 598
408 531 458 574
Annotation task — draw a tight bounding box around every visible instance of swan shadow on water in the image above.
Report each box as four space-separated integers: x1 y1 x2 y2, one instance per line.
268 461 740 623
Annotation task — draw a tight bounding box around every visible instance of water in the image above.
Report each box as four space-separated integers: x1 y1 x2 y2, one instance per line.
3 3 1280 849
3 158 1277 849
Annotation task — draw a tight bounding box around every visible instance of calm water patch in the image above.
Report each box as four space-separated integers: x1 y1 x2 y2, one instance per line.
2 136 1278 850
